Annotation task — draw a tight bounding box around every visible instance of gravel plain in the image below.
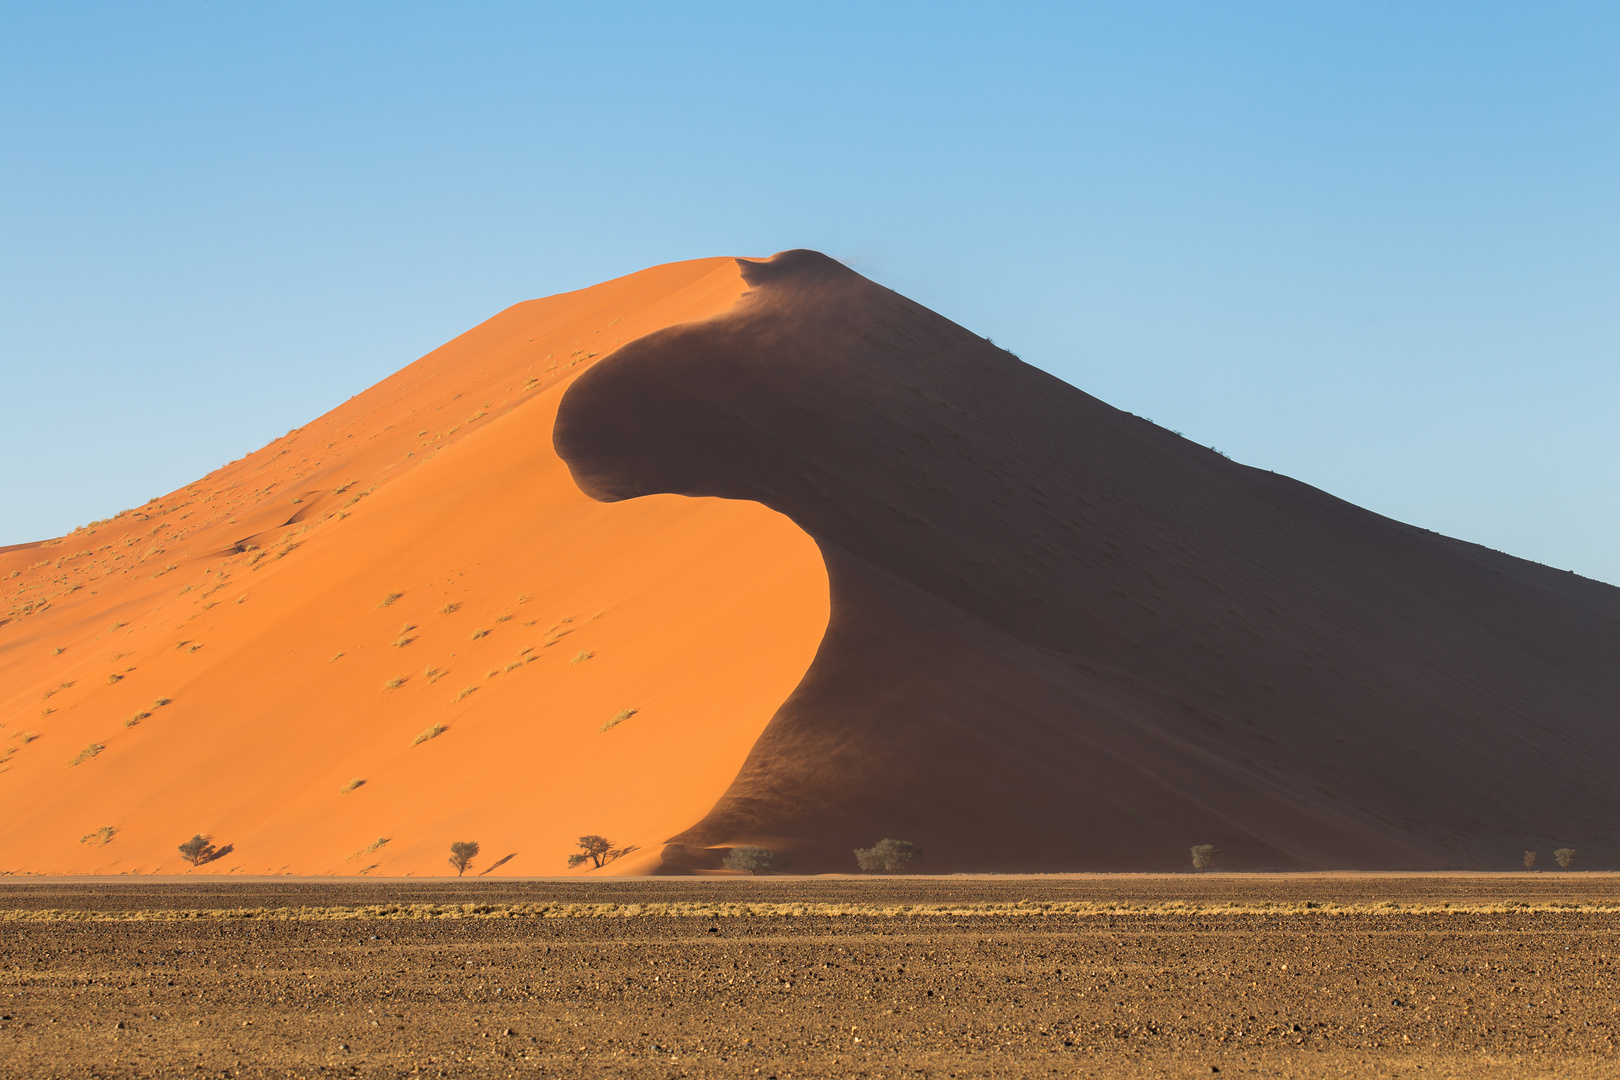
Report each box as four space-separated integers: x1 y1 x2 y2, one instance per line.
2 873 1617 1079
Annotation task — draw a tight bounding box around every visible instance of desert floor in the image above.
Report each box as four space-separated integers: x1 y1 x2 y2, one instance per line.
2 873 1616 1078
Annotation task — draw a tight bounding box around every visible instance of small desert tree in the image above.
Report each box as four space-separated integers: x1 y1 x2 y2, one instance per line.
178 834 217 867
853 838 921 873
1554 848 1577 869
566 835 637 869
723 846 786 875
1190 844 1219 871
448 840 480 876
1523 850 1537 870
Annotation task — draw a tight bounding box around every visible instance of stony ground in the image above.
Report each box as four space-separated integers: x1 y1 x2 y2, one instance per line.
1 874 1616 1078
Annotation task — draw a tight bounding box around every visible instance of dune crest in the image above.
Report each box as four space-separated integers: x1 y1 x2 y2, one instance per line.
6 250 1617 876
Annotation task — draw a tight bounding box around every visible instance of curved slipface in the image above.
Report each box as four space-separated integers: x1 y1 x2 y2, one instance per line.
0 257 830 876
7 250 1618 877
556 249 1620 873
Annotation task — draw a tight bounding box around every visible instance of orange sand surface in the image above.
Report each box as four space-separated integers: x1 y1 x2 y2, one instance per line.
0 258 829 876
7 249 1617 880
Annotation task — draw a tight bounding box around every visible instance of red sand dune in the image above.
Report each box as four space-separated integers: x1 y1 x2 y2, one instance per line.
3 250 1617 875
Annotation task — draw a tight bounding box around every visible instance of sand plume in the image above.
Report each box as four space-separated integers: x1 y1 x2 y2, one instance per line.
4 249 1617 876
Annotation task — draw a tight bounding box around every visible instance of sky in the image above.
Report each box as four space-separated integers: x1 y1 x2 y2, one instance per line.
2 2 1616 583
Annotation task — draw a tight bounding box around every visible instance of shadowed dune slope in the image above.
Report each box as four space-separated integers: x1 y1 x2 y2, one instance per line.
0 257 829 876
556 249 1620 874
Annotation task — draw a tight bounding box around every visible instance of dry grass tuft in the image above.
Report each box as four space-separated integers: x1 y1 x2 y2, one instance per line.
503 661 524 673
378 592 404 608
341 778 366 794
455 686 478 702
439 602 460 615
470 628 489 640
568 651 594 666
424 667 446 682
599 708 637 734
413 724 446 746
384 676 407 690
67 743 106 766
79 826 117 846
345 837 391 863
124 711 151 728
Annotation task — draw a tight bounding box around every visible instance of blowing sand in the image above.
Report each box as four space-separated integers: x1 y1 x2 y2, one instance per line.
4 249 1617 879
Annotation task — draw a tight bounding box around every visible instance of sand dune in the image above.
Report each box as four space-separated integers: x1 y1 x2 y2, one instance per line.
4 250 1616 875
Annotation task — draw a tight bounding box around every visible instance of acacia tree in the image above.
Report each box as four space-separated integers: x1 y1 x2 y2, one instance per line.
566 835 637 870
1190 844 1219 871
853 839 921 873
1523 850 1537 870
723 846 786 875
449 840 480 876
178 834 217 867
1554 848 1577 869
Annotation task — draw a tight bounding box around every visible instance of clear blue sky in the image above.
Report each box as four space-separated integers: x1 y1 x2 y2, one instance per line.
3 2 1616 583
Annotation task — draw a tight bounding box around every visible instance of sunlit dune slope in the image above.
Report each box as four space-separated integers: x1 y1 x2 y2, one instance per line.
8 250 1617 878
557 249 1620 873
0 257 829 876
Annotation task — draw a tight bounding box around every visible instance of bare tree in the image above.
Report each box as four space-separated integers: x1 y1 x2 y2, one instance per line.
1523 850 1537 870
723 846 786 875
1554 848 1577 869
178 835 217 867
1191 844 1219 871
449 840 480 876
853 839 921 873
566 835 638 870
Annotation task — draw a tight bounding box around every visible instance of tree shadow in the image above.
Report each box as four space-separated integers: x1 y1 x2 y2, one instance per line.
478 853 517 876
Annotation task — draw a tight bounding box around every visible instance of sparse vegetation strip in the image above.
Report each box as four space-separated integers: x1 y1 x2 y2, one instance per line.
3 898 1617 923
